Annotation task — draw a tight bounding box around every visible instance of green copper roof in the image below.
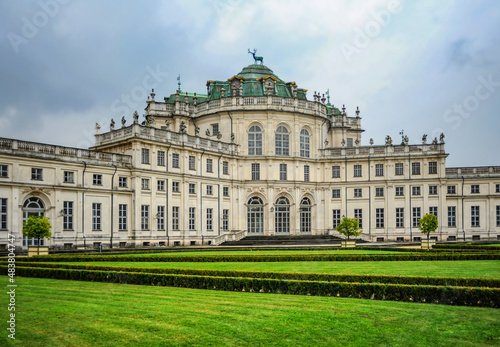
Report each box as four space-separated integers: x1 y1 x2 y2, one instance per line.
236 64 284 82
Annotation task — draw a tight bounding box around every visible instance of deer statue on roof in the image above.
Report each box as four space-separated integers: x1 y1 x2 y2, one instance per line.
248 49 264 65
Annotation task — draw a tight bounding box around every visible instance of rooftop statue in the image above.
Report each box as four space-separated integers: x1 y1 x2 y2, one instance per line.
248 49 263 65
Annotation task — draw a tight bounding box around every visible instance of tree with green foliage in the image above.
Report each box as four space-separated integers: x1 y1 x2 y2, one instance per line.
336 216 363 240
23 215 52 255
418 213 438 240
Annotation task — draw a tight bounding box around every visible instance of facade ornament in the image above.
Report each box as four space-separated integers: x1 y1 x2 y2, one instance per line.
110 119 115 131
440 132 445 144
148 115 155 127
133 111 139 124
206 129 211 136
355 139 360 146
150 89 155 100
195 126 200 136
369 138 374 146
342 104 346 115
165 119 171 130
193 93 197 105
231 133 235 142
356 106 360 118
422 134 427 144
324 139 329 147
432 137 438 145
341 139 346 147
95 123 101 134
321 94 326 104
239 84 243 96
403 135 409 145
385 135 392 146
326 89 330 104
217 132 222 140
179 121 186 134
121 116 126 128
221 86 225 97
248 48 263 65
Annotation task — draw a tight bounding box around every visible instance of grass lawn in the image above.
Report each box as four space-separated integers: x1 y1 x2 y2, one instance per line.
60 260 500 278
1 276 499 347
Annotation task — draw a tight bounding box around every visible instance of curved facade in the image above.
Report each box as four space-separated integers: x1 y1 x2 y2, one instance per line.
1 62 499 249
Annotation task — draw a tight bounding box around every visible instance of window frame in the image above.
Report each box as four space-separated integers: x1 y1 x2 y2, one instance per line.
63 171 74 183
141 148 150 165
275 125 290 156
280 164 287 181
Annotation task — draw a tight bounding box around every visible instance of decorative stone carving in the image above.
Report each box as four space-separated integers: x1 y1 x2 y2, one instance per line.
95 123 101 134
148 115 155 127
385 135 392 146
206 129 211 136
121 116 126 128
341 139 346 147
324 140 328 147
195 126 200 136
432 137 438 145
221 86 225 97
133 111 139 124
422 134 427 144
404 135 409 145
355 139 360 146
179 121 186 134
165 119 171 130
440 132 445 144
231 133 235 142
110 119 115 131
217 132 222 140
369 138 374 146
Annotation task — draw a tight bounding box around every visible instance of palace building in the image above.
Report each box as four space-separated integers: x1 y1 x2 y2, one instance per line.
1 60 500 250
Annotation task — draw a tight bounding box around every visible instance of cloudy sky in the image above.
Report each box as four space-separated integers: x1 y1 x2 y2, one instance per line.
1 0 499 167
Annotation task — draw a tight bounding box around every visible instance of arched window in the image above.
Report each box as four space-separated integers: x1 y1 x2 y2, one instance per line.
248 125 263 155
275 196 290 233
247 197 264 233
300 197 311 233
275 126 289 156
300 129 310 158
22 197 46 247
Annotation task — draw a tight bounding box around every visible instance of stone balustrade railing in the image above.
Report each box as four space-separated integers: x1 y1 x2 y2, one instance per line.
446 166 500 178
319 143 445 159
0 138 131 166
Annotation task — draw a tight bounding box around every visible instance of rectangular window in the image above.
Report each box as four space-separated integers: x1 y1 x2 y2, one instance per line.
0 165 7 178
304 165 310 182
119 204 127 230
395 187 404 196
157 180 165 191
206 185 213 195
429 185 438 195
157 151 165 166
141 205 149 230
223 187 229 197
157 206 165 230
332 166 340 178
429 161 437 174
471 206 480 227
32 168 43 180
412 186 421 196
63 201 73 230
448 206 456 227
172 181 180 193
412 207 421 227
172 206 179 230
375 164 384 177
189 183 196 194
141 148 150 164
346 138 353 147
223 161 229 175
471 185 480 194
172 153 179 168
354 209 362 229
212 124 219 136
429 206 438 217
189 207 196 230
0 198 6 229
412 162 421 175
206 158 213 173
223 209 229 231
251 163 260 181
447 185 456 194
207 208 213 231
354 188 362 197
496 184 500 193
92 203 101 230
497 206 500 227
280 164 287 181
332 189 341 198
376 208 384 228
395 163 403 176
189 156 196 171
63 171 74 183
332 209 341 228
353 164 362 177
93 174 102 185
396 208 404 228
375 187 384 197
141 178 150 190
118 177 127 188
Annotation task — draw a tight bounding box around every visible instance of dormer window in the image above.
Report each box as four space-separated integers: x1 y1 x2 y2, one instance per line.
264 79 275 95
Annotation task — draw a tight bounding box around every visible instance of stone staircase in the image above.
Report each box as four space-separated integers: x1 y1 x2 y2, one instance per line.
220 234 348 246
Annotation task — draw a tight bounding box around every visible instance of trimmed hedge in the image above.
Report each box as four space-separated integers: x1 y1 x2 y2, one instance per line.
434 244 500 251
4 266 499 308
7 262 500 288
12 252 500 263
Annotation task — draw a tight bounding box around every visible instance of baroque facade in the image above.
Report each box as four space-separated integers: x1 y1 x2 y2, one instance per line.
1 62 500 249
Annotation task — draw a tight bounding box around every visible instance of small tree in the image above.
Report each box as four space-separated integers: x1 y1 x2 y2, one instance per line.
336 216 363 240
23 215 52 255
418 213 438 241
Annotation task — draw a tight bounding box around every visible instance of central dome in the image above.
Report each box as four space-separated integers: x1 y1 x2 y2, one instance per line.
236 64 284 83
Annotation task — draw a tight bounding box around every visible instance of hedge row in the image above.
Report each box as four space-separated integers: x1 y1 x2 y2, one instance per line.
14 252 500 263
434 244 500 251
8 262 500 288
4 266 499 308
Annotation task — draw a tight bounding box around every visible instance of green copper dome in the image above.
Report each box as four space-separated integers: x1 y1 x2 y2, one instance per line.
236 64 284 83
